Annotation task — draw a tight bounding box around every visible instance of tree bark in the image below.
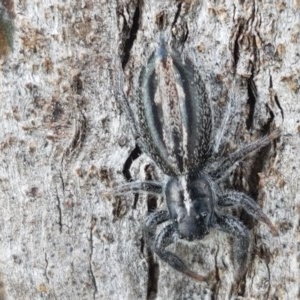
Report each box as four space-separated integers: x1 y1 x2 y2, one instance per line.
0 1 299 299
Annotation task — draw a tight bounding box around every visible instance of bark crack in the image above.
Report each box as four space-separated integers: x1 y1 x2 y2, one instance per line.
121 1 141 69
269 74 284 120
265 259 271 299
274 95 284 120
231 21 244 68
246 76 257 130
146 250 159 300
56 191 63 233
145 165 159 300
171 2 182 29
122 144 142 182
55 171 65 233
89 217 98 299
211 245 220 299
44 253 50 283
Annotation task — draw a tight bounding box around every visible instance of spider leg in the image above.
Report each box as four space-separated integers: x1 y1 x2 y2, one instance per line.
102 181 163 196
213 92 233 154
218 191 278 236
211 129 280 179
215 214 250 278
143 210 170 242
150 221 209 282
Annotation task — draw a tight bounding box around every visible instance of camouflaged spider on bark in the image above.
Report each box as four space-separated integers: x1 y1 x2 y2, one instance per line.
106 39 280 281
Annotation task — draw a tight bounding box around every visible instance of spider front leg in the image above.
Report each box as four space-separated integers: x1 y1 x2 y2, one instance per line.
215 214 250 278
103 181 163 196
218 191 278 236
144 213 209 282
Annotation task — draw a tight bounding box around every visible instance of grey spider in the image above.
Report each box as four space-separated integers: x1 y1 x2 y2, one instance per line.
106 39 279 281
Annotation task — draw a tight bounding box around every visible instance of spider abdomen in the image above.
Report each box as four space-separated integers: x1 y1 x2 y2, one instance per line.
136 43 213 176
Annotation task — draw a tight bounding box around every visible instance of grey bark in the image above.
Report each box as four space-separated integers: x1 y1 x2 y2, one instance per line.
0 1 299 299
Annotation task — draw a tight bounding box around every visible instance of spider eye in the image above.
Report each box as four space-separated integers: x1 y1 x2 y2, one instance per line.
200 212 207 218
195 212 207 220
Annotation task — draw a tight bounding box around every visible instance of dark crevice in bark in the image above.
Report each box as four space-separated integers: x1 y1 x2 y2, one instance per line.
89 217 98 299
71 74 83 95
274 95 284 120
171 2 182 28
269 74 284 120
56 192 63 233
144 164 158 213
211 245 220 299
232 21 244 68
56 172 65 233
171 4 189 48
121 2 141 69
122 144 142 209
263 104 275 133
146 194 158 214
146 251 159 300
144 164 159 300
140 236 145 254
112 197 127 220
122 144 142 182
59 171 65 194
44 253 50 283
246 76 257 130
265 257 271 299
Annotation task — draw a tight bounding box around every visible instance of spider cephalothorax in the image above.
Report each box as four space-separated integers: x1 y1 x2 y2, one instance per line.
164 174 214 241
108 38 279 281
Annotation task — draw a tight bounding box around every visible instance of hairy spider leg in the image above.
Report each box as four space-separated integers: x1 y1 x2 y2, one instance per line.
144 210 209 281
143 210 170 243
211 129 280 180
213 94 233 154
103 181 163 197
214 214 250 278
153 223 208 282
218 191 278 236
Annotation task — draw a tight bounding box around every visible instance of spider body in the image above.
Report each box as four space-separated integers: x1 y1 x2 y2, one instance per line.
112 39 279 281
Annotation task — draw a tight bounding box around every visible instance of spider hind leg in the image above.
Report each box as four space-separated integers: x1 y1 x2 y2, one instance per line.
215 213 250 278
144 211 210 282
218 191 278 235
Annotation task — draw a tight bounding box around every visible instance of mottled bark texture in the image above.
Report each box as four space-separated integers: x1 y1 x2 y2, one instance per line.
0 1 299 299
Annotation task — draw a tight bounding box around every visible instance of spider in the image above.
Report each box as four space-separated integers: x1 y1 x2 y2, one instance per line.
106 38 279 281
